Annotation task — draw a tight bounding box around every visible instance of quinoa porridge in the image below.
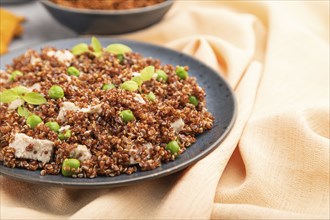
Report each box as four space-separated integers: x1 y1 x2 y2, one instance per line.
0 37 214 178
50 0 165 10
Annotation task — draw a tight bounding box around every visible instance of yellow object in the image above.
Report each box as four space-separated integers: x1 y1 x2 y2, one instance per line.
0 8 24 55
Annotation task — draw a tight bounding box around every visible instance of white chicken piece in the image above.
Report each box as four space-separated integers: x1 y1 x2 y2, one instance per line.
170 118 185 133
57 102 103 121
9 133 54 163
70 145 92 162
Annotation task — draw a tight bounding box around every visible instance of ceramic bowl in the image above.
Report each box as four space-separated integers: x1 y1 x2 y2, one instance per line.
40 0 174 34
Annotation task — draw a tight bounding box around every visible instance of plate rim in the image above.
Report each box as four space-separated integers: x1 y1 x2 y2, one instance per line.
0 37 237 188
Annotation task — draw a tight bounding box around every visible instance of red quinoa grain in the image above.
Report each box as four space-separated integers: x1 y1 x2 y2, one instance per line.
0 46 214 178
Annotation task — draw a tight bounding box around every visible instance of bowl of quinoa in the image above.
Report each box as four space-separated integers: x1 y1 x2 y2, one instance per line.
49 0 166 10
0 37 236 188
40 0 174 34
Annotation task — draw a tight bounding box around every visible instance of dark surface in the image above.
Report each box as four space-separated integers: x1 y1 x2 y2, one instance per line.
0 37 237 188
0 0 34 4
40 0 174 35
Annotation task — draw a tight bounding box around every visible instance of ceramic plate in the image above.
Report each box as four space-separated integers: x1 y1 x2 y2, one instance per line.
0 38 236 188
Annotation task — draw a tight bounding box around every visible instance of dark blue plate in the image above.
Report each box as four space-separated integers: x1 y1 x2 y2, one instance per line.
0 37 237 188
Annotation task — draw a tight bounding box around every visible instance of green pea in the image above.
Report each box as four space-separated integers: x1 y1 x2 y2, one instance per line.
147 92 156 101
58 130 71 140
156 70 168 82
120 110 135 123
26 114 42 129
67 66 80 77
175 66 188 80
121 80 138 92
102 83 115 91
48 85 64 99
9 70 23 81
189 95 199 106
166 140 180 154
45 122 60 133
61 158 80 177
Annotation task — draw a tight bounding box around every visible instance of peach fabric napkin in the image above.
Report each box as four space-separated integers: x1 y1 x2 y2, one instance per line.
1 1 329 219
